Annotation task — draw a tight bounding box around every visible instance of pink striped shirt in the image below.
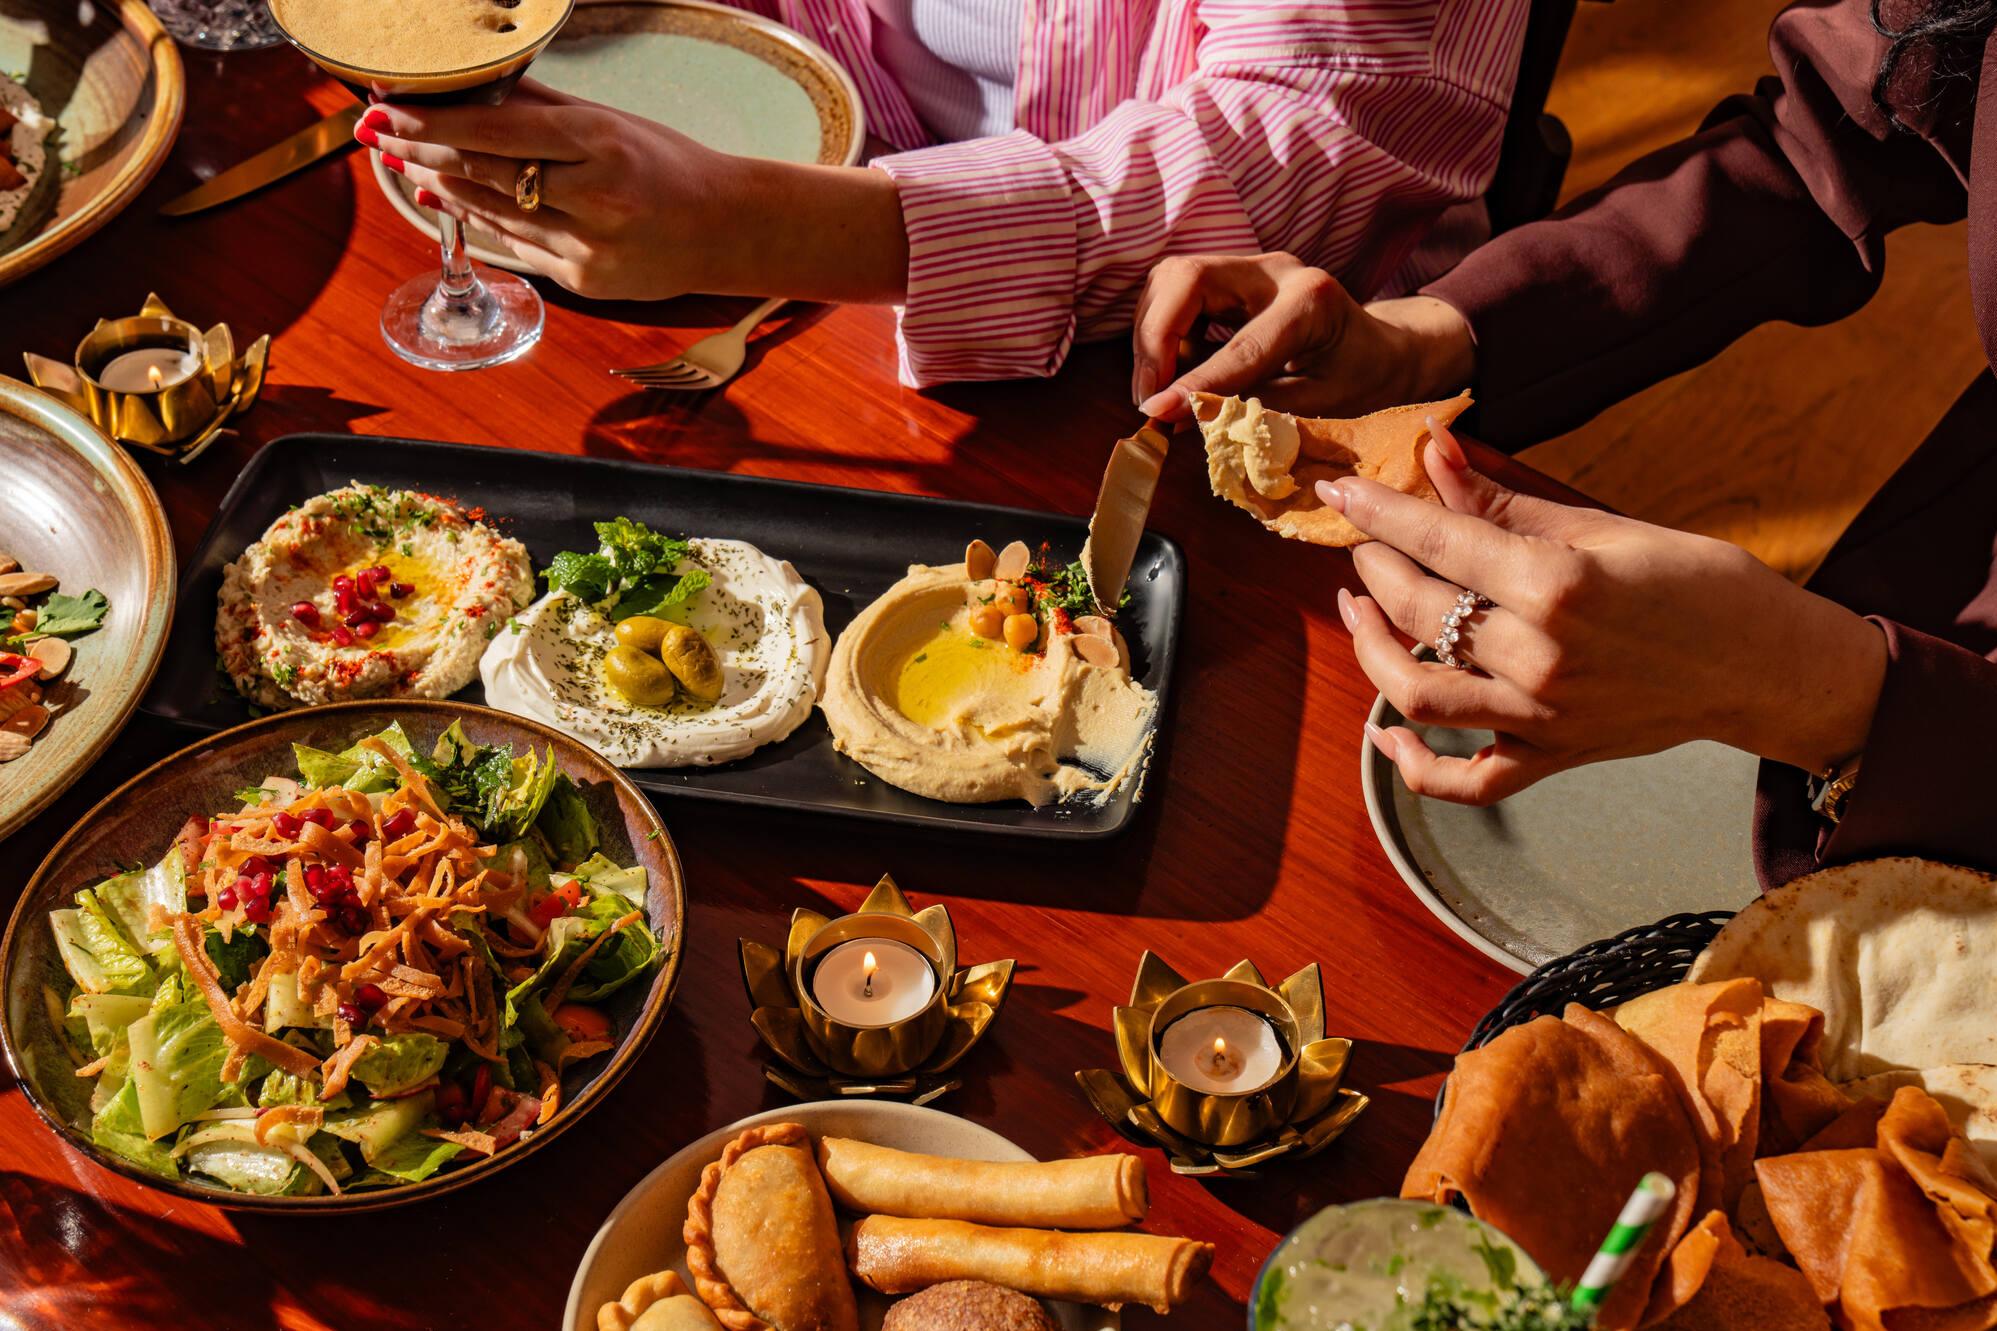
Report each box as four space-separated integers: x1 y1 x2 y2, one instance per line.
737 0 1530 386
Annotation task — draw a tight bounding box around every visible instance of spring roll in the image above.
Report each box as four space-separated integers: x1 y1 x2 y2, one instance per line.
847 1215 1213 1314
818 1137 1148 1229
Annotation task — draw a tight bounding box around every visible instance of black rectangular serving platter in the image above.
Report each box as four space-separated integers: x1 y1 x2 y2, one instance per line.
143 435 1185 839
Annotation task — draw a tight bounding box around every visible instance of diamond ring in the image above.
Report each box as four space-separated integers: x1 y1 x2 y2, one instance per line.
1435 589 1491 670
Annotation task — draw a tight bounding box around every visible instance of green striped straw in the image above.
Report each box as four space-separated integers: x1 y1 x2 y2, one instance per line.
1569 1172 1677 1314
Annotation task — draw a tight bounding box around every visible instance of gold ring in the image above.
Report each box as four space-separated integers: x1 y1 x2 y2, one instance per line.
514 159 543 213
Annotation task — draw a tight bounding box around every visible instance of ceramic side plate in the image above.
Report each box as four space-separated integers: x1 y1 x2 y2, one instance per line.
0 377 174 842
565 1100 1120 1331
1362 683 1760 974
373 0 864 272
0 0 184 285
0 699 688 1212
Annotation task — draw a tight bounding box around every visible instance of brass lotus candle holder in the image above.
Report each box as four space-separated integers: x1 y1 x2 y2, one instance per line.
23 293 269 464
1076 952 1368 1175
739 875 1015 1105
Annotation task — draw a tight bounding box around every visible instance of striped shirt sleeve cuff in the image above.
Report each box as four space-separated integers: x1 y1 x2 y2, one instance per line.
873 131 1081 387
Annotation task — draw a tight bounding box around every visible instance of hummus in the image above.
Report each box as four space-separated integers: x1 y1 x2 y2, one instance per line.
216 484 534 709
820 559 1156 806
478 538 828 767
1210 396 1302 501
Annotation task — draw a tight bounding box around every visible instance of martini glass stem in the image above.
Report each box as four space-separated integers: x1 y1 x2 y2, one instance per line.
438 213 479 301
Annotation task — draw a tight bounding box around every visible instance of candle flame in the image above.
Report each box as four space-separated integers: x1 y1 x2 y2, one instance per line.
863 950 878 976
861 950 877 999
1214 1036 1227 1056
147 365 164 389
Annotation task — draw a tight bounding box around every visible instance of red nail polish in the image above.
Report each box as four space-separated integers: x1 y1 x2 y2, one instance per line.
415 187 442 209
355 123 379 149
381 152 405 175
361 108 390 131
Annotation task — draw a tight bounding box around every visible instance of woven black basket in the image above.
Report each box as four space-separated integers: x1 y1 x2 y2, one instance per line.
1436 909 1737 1120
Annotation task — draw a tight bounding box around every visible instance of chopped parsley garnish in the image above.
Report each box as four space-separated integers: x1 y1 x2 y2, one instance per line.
1408 1274 1592 1331
1032 557 1128 617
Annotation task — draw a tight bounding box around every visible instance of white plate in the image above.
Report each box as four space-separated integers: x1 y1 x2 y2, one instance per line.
563 1100 1121 1331
1362 680 1759 975
375 0 865 273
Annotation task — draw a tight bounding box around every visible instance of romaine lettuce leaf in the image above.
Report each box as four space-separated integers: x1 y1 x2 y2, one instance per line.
204 926 268 994
94 854 187 960
49 891 156 996
360 1130 461 1184
292 742 361 790
125 994 247 1140
322 1092 429 1164
349 1033 447 1097
572 854 647 909
90 1080 178 1179
69 992 151 1057
501 914 594 1028
263 969 332 1032
534 773 599 866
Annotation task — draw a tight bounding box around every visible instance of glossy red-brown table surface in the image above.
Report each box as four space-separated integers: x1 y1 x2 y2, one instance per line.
0 48 1590 1331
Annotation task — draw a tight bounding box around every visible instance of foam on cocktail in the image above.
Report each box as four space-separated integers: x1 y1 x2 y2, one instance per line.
268 0 571 87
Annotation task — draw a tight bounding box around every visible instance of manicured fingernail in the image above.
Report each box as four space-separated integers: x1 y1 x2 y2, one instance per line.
1364 722 1399 761
1336 586 1359 632
361 108 390 131
381 151 406 175
1132 358 1155 408
1139 390 1173 419
355 123 380 149
1316 479 1347 512
415 187 442 209
1426 415 1468 471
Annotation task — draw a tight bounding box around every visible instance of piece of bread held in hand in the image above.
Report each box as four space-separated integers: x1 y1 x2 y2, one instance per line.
1191 390 1472 547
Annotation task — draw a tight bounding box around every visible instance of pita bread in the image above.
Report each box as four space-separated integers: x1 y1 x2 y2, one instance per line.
1844 1065 1997 1171
1687 857 1997 1081
1645 1211 1828 1331
1190 390 1472 547
1617 979 1766 1217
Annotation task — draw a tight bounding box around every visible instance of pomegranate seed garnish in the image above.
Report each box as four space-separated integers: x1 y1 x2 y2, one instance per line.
339 903 369 933
381 808 416 839
250 871 274 900
370 564 392 583
355 620 380 640
390 581 414 599
272 811 301 837
234 874 253 896
343 609 370 629
347 818 370 841
356 983 387 1011
332 574 354 594
337 1002 363 1026
331 625 355 647
301 807 335 828
290 601 321 626
241 855 272 878
368 601 396 623
243 896 272 924
216 886 238 910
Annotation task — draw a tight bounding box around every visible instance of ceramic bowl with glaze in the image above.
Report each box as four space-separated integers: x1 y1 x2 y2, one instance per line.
0 699 688 1212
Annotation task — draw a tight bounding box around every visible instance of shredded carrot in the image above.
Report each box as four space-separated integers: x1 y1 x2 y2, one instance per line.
174 916 320 1077
318 1033 379 1101
422 1126 498 1156
542 910 642 1015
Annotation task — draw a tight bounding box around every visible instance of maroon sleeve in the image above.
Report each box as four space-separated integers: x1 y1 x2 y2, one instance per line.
1421 0 1973 449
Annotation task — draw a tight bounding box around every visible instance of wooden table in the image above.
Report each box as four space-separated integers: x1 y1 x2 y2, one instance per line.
0 48 1585 1331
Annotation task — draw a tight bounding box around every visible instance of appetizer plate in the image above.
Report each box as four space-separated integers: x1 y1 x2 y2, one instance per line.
0 699 687 1212
0 0 184 285
141 434 1186 839
0 377 174 842
1362 685 1760 975
373 0 864 272
564 1100 1119 1331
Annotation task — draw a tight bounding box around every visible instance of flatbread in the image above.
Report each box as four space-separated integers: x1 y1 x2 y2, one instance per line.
1190 390 1472 547
1687 857 1997 1081
1844 1065 1997 1172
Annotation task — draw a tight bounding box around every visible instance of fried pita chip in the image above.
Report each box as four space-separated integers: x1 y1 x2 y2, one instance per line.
1645 1211 1828 1331
1845 1064 1997 1173
1404 1006 1701 1331
1617 978 1765 1215
1190 390 1472 547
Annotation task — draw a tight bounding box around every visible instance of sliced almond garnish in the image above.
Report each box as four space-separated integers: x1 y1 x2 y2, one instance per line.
964 539 996 581
0 683 39 721
0 553 17 575
28 637 70 680
1074 615 1114 640
0 572 55 598
993 540 1030 581
0 732 28 761
1073 635 1121 669
2 703 48 740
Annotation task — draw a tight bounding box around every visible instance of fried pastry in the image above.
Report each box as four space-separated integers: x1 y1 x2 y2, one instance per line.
817 1137 1147 1230
598 1271 725 1331
684 1123 859 1331
848 1215 1213 1314
1191 390 1472 547
881 1281 1059 1331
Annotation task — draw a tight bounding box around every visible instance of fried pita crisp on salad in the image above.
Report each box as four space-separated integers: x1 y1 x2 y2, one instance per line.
40 721 662 1197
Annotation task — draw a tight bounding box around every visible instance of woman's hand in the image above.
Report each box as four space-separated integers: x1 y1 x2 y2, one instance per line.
356 81 907 303
1331 419 1888 804
1131 252 1476 423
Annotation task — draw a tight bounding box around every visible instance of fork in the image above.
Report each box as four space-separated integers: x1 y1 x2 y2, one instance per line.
611 296 788 391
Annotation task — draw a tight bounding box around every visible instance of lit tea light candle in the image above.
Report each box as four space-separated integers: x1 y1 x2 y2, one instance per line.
1157 1005 1284 1094
96 346 200 394
811 937 936 1027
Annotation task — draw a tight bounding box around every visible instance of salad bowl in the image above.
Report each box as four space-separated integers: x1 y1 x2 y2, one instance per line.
0 699 686 1212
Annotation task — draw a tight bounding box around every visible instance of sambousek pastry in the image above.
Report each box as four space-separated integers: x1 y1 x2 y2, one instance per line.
880 1281 1058 1331
820 538 1156 806
816 1137 1147 1230
684 1122 859 1331
1191 390 1472 547
598 1271 725 1331
847 1216 1212 1315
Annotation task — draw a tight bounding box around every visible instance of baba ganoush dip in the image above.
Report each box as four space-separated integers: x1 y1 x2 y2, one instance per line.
479 538 828 767
216 484 534 709
1252 1200 1546 1331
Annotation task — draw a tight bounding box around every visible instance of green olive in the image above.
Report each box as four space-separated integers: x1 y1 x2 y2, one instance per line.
604 644 678 707
657 623 725 702
613 615 673 656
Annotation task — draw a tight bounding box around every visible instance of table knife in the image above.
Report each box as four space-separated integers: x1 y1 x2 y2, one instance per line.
160 105 364 217
1080 421 1169 613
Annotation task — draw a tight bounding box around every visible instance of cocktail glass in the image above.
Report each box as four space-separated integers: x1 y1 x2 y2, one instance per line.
267 1 575 370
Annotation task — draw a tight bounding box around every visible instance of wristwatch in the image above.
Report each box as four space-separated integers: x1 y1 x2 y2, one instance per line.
1808 753 1863 824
